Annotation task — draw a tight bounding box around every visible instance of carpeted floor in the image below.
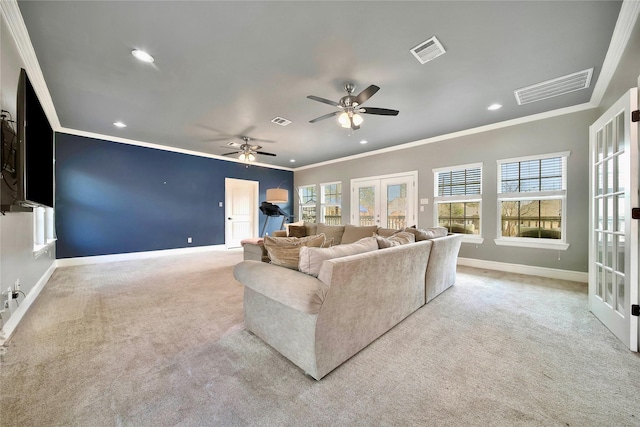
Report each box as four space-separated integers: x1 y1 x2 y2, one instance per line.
1 250 639 426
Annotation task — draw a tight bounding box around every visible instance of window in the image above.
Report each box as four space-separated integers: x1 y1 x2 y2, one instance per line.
496 152 569 250
433 163 482 243
320 182 341 225
33 206 55 257
298 185 317 223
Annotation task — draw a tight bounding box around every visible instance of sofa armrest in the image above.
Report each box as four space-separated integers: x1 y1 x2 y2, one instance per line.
425 234 463 302
233 261 329 314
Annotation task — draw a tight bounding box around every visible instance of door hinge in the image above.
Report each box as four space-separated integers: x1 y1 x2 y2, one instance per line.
632 208 640 220
632 304 640 317
632 110 639 123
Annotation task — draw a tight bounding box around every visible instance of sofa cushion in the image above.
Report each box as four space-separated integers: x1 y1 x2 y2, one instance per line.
316 224 345 245
404 226 448 241
284 220 304 236
377 227 401 238
299 236 379 277
263 234 326 270
341 224 379 244
374 231 416 248
288 225 307 238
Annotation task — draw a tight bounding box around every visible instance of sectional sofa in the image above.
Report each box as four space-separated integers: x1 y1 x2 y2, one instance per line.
234 224 463 380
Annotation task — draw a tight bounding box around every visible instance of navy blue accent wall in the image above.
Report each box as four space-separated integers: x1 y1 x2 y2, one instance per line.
55 133 293 258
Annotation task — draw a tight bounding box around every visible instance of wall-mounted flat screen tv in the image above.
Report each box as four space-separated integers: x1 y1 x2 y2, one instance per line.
16 68 55 208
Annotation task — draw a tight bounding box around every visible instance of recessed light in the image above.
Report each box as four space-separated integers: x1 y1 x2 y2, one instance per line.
131 49 154 63
360 140 368 144
488 103 502 111
113 121 127 128
290 159 296 163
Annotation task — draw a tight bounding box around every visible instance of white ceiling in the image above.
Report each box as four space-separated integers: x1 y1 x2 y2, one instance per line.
16 1 624 168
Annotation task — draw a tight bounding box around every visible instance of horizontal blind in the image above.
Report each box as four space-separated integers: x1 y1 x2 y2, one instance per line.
437 167 481 197
500 157 562 193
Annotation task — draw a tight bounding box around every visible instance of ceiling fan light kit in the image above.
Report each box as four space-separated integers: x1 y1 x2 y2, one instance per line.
308 83 399 131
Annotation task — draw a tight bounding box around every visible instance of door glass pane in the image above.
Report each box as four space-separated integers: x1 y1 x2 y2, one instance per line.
606 197 613 231
596 129 603 162
615 113 625 153
616 196 625 233
358 186 376 226
606 158 614 194
386 184 407 229
597 163 604 195
605 269 613 305
597 265 603 299
596 232 603 263
616 154 625 193
616 273 625 314
597 198 603 230
616 234 625 274
605 121 614 157
605 233 613 267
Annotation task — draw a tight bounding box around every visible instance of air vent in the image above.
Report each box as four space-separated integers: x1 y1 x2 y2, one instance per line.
514 68 593 105
410 36 446 64
271 116 292 126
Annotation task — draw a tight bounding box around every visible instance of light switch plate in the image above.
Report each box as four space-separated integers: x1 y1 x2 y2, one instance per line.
420 198 429 205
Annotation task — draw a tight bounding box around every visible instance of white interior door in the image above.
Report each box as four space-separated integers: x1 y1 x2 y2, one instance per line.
351 172 417 228
225 178 258 249
588 87 638 352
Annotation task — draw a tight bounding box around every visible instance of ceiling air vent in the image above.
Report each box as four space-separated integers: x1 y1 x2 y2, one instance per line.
271 116 292 126
410 36 446 64
514 68 593 105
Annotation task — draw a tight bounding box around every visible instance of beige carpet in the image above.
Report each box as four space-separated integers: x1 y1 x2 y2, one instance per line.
1 250 639 426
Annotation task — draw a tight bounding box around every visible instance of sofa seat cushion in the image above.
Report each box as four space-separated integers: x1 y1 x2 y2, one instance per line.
316 224 345 245
341 224 379 244
298 236 379 277
263 234 326 270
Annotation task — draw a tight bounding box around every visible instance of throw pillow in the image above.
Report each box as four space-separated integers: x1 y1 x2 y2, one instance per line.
374 231 416 248
299 236 379 277
288 225 307 238
316 224 345 245
403 226 448 241
341 224 379 244
377 227 402 238
284 220 304 236
304 222 318 236
321 237 334 248
263 234 326 270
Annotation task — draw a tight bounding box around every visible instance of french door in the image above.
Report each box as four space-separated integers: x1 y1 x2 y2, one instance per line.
351 172 417 229
225 178 258 249
588 88 638 351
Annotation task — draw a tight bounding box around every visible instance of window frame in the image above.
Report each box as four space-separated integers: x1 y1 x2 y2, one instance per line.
433 162 484 244
297 184 317 223
319 181 342 225
495 151 570 250
33 206 56 258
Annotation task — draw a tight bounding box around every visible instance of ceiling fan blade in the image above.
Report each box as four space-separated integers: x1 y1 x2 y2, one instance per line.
309 111 340 123
360 107 399 116
246 137 276 144
354 85 380 106
221 152 239 156
250 145 262 151
307 95 340 107
255 151 276 156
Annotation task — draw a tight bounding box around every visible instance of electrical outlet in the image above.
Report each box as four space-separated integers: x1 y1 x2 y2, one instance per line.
187 237 192 244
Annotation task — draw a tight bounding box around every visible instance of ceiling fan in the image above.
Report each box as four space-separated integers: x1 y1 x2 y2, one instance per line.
221 136 276 162
307 83 399 130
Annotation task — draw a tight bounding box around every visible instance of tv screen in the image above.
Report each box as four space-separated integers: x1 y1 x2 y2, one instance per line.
17 68 54 208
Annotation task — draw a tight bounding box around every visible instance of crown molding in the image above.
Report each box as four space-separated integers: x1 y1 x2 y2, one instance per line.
0 0 60 129
590 0 640 106
295 102 596 171
57 127 294 171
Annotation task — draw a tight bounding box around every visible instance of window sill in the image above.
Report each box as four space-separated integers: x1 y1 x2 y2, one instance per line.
33 239 56 259
494 238 569 251
461 235 484 244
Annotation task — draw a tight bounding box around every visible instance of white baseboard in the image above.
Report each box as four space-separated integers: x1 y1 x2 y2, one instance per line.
55 244 231 267
0 261 56 345
457 257 588 283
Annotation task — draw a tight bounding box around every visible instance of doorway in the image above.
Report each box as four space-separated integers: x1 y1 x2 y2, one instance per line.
225 178 258 249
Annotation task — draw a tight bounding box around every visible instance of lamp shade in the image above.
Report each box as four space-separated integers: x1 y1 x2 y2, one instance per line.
266 188 288 204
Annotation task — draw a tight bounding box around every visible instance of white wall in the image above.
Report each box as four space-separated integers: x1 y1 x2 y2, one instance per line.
0 12 56 336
